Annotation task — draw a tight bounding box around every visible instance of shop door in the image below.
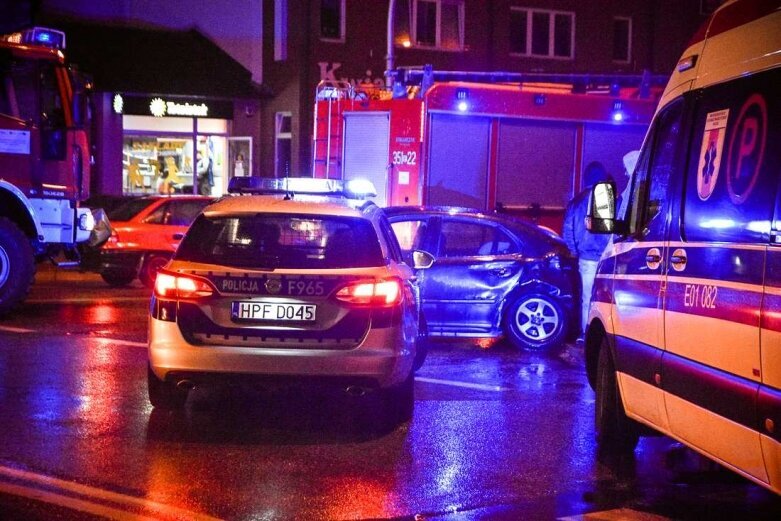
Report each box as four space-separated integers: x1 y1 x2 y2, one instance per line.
427 114 490 209
342 112 390 206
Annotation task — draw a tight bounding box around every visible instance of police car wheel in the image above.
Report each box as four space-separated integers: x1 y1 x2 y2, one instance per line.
379 372 414 425
413 313 429 372
147 364 189 410
0 218 35 317
504 293 567 350
100 268 136 287
595 339 639 452
139 254 170 289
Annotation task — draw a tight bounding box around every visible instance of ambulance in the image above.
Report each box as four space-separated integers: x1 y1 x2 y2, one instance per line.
584 0 781 494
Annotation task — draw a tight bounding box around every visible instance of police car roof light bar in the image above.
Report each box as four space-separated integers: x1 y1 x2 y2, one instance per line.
227 177 377 200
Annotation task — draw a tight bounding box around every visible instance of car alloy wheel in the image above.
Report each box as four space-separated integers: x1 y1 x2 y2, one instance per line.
505 292 567 350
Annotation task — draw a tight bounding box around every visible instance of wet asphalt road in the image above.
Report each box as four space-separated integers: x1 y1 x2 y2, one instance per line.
0 267 779 520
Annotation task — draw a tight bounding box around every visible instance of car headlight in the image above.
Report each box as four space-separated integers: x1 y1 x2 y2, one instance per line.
79 210 96 232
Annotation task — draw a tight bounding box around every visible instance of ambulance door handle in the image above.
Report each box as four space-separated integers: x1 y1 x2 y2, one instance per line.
645 247 662 270
670 248 687 272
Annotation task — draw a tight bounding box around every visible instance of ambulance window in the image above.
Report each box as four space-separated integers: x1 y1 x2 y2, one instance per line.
626 99 684 237
682 68 780 244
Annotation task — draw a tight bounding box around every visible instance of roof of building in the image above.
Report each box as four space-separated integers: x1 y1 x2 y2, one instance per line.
43 20 267 99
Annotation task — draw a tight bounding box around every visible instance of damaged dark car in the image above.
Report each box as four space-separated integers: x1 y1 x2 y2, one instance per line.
386 207 578 351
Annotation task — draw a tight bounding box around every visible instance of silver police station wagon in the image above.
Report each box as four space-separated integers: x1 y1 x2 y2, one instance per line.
147 178 424 424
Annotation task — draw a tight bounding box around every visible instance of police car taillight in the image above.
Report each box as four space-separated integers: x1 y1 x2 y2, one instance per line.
335 278 402 306
155 272 213 299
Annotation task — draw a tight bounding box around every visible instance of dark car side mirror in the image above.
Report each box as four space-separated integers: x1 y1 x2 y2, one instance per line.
412 250 435 270
586 181 624 234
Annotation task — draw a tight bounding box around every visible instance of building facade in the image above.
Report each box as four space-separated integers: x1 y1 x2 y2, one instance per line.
262 0 716 179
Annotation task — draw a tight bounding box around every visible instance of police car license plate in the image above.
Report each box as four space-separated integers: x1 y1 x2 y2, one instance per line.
232 301 316 322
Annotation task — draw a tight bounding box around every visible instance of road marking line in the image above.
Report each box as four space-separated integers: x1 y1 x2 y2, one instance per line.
0 465 221 521
415 376 510 392
0 325 35 333
559 508 671 520
0 481 158 521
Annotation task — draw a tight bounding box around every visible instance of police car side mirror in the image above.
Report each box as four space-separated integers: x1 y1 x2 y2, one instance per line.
412 250 435 270
586 182 622 234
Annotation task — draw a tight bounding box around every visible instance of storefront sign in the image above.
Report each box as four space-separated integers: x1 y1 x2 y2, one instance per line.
120 95 234 119
150 98 209 118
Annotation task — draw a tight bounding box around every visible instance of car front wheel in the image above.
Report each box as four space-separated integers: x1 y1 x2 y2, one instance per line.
504 292 567 350
100 268 136 287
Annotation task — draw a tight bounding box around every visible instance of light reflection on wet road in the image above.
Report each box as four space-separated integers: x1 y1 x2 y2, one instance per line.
0 269 778 520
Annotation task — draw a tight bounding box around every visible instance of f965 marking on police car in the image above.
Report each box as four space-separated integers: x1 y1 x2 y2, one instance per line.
232 302 316 321
288 280 325 296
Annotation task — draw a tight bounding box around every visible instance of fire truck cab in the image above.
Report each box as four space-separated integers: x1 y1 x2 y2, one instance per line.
0 27 94 315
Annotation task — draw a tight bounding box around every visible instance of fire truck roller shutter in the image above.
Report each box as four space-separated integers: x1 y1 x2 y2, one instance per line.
496 120 576 210
582 123 647 195
342 112 390 206
427 114 490 210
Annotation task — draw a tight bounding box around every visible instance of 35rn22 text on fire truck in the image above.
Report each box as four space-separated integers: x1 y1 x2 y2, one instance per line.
0 27 95 315
312 67 667 233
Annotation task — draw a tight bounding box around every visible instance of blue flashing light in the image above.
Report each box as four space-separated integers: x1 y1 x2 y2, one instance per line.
612 111 625 122
227 176 376 199
457 101 469 112
21 27 66 49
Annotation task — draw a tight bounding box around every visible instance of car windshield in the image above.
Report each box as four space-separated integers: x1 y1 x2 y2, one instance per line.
107 198 158 222
176 213 385 269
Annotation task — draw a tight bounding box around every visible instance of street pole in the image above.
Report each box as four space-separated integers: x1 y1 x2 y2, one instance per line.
386 0 397 88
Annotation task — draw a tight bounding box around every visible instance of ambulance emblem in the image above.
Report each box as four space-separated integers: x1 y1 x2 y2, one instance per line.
697 109 729 201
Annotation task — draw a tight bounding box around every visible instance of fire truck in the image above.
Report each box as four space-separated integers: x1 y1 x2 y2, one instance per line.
0 27 95 315
312 67 666 232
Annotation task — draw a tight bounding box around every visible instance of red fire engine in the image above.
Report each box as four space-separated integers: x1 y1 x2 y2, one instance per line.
0 27 94 315
312 67 665 232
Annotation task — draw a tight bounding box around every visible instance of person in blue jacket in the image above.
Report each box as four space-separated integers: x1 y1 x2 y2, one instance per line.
563 161 612 339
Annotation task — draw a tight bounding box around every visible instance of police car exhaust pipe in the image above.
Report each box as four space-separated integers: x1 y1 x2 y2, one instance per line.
344 385 369 397
176 379 195 391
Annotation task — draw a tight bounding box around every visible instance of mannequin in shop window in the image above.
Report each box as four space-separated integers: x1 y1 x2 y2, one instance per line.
197 151 214 195
157 169 175 195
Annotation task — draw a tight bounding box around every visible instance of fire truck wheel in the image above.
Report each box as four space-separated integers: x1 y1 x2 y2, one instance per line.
504 292 567 350
0 217 36 317
100 269 136 288
139 254 170 289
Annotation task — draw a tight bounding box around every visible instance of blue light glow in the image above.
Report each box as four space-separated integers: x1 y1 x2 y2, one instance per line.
37 32 52 42
612 112 624 122
457 101 468 112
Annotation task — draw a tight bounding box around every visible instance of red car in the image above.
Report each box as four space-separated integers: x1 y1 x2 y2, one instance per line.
99 195 213 287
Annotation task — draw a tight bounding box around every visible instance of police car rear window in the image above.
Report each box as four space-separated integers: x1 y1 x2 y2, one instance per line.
176 214 384 269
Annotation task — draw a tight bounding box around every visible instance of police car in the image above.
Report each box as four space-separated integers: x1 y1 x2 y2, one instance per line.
584 0 781 495
147 178 424 424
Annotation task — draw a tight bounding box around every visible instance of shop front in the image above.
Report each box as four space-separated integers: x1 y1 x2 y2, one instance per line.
116 94 253 196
